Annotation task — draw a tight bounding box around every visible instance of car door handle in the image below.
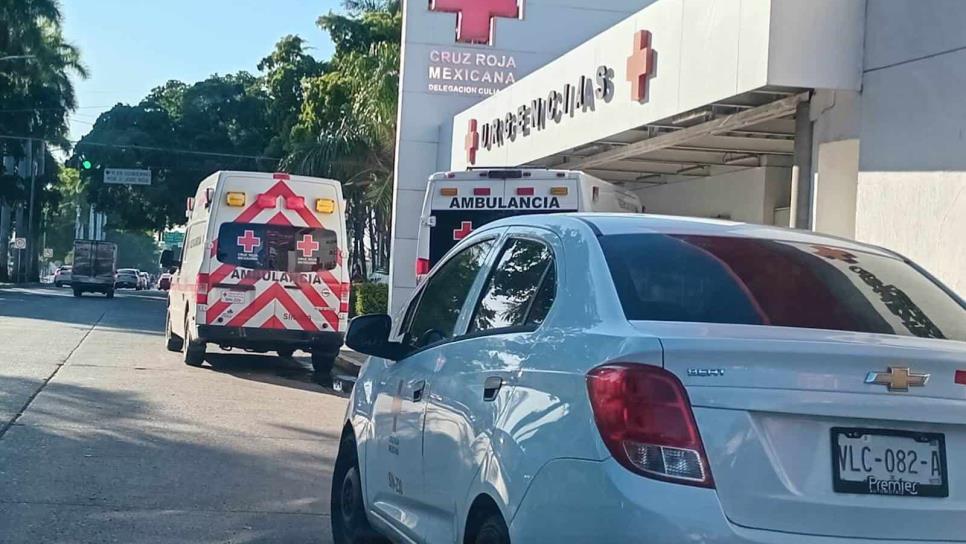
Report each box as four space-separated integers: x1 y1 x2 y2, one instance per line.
483 376 504 402
410 380 426 402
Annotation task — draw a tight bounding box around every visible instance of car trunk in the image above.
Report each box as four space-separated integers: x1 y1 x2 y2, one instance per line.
638 322 966 541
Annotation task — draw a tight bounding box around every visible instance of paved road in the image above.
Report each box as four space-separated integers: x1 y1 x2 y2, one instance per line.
0 286 348 543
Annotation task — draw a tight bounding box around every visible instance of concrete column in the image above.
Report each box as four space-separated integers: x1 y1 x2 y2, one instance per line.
790 100 814 229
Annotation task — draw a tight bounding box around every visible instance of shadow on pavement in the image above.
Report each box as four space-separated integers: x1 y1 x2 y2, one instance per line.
202 352 353 398
0 377 332 543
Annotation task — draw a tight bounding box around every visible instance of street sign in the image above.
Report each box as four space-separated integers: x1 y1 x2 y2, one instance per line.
43 248 54 258
13 237 26 249
163 231 185 246
104 168 152 186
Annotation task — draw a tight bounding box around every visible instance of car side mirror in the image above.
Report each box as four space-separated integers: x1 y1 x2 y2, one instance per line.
345 314 407 361
159 249 181 270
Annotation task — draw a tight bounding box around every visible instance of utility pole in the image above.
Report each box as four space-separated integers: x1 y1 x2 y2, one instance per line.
26 138 38 281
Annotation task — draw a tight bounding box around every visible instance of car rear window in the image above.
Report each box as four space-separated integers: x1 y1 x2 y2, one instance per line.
217 223 338 272
600 234 966 341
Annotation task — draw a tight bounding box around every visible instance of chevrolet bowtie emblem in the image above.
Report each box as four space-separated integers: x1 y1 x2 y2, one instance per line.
865 367 930 392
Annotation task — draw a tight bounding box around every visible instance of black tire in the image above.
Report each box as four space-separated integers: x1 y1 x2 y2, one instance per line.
331 436 387 544
182 315 206 367
472 513 510 544
165 310 184 352
105 289 114 299
277 349 296 359
73 289 81 297
311 351 336 375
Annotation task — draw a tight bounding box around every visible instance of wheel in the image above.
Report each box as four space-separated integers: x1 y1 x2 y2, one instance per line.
105 289 114 299
165 310 184 352
331 436 387 544
182 315 206 367
277 349 296 359
311 351 336 375
73 289 81 297
471 512 510 544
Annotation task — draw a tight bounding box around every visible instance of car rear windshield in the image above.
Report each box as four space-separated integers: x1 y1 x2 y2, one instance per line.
217 223 338 272
600 234 966 341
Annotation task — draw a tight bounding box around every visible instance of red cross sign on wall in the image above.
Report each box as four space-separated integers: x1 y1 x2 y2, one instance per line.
627 30 656 102
465 119 480 166
296 234 320 258
429 0 522 45
236 230 261 253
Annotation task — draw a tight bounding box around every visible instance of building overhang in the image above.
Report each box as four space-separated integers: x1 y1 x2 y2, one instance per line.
450 0 864 182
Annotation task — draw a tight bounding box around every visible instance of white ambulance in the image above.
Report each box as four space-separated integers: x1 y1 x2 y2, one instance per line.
416 168 643 275
161 171 349 374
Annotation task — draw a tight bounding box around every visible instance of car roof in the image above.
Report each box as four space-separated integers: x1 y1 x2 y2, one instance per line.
480 213 900 259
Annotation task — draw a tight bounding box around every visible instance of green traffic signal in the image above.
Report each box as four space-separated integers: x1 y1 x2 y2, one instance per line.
81 160 92 170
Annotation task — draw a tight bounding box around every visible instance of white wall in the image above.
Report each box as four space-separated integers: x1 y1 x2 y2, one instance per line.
634 167 791 225
813 139 860 239
855 0 966 295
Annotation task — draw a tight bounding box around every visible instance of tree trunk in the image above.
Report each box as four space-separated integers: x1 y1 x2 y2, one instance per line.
0 201 11 282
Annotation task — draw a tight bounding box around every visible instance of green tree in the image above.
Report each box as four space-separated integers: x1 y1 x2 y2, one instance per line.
286 1 401 278
0 0 87 281
73 73 275 231
258 35 324 157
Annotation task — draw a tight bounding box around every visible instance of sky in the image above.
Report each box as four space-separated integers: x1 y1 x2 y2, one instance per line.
61 0 342 144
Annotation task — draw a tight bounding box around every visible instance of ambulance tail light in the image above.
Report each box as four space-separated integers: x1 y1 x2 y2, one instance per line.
550 187 569 196
416 258 431 276
516 187 535 196
256 194 277 209
196 273 210 305
316 198 336 214
440 188 458 197
226 192 246 207
473 188 491 196
285 196 306 210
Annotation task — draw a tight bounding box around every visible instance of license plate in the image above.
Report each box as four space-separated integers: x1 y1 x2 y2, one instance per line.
831 428 948 497
220 291 247 304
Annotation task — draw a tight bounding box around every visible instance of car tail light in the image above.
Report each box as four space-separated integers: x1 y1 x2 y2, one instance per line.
956 370 966 385
416 258 431 276
196 273 210 305
587 364 714 488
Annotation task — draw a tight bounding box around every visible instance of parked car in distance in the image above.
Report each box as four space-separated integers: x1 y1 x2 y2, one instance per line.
138 272 150 290
53 265 72 287
115 269 141 290
335 213 966 544
157 272 172 291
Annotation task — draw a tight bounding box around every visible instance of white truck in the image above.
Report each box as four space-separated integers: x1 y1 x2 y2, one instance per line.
415 168 642 276
161 171 350 374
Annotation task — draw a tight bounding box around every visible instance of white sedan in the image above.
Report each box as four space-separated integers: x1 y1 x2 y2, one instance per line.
334 213 966 544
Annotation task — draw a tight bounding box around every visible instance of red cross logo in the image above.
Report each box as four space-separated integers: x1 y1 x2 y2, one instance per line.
429 0 522 45
627 30 656 102
236 230 261 253
296 234 320 258
453 221 474 241
465 119 480 165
